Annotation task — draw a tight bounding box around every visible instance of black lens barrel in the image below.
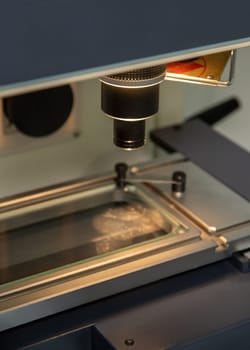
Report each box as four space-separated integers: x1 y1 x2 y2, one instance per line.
101 83 159 119
101 83 159 149
113 120 145 149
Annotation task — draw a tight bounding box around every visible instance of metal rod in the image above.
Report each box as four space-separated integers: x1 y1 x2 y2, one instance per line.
127 178 178 185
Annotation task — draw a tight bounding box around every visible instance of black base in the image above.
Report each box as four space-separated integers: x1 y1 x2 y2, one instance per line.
1 260 250 350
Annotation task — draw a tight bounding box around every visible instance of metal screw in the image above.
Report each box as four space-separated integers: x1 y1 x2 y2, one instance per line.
130 166 139 174
124 338 135 346
73 131 81 137
206 74 214 80
178 229 185 234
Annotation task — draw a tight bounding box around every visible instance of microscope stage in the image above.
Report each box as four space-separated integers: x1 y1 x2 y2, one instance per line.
0 158 249 331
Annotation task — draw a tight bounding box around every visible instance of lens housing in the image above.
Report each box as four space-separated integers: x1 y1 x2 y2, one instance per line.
101 64 166 149
113 119 145 150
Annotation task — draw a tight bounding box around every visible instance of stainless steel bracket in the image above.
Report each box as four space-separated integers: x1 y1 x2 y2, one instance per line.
165 50 236 87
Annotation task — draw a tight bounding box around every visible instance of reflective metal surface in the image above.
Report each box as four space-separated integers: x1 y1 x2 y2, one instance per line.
138 161 250 232
165 50 236 87
0 179 191 297
0 200 172 286
0 159 249 331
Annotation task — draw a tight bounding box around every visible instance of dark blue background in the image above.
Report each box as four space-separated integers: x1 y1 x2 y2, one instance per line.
0 1 250 87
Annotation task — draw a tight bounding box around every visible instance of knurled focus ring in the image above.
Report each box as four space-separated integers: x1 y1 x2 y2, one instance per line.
100 64 166 88
109 64 166 81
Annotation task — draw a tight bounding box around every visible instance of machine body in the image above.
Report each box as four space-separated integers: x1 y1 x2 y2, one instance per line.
101 65 166 149
0 1 250 348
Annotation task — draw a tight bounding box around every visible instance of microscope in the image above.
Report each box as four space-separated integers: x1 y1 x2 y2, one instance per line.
0 2 250 349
